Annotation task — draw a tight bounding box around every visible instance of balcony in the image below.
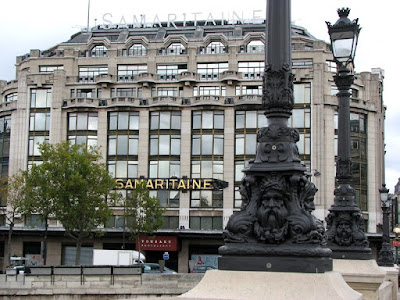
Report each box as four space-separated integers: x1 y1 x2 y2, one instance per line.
137 73 156 86
220 70 242 85
95 74 115 87
178 71 198 85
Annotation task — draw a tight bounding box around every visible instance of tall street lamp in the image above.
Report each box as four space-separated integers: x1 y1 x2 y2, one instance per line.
377 184 394 266
325 8 371 259
218 0 332 273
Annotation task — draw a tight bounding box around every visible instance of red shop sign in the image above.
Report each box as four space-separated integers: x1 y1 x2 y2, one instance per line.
137 236 178 251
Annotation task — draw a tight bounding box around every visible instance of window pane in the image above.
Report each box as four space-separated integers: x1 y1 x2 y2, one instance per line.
202 135 213 154
116 161 127 178
159 161 169 178
118 112 129 130
77 114 87 130
160 112 171 129
129 137 138 155
202 112 213 129
117 135 128 155
245 111 257 128
159 135 170 155
246 134 257 155
150 136 158 155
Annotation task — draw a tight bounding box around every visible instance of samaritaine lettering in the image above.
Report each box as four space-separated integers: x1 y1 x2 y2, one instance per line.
115 178 214 191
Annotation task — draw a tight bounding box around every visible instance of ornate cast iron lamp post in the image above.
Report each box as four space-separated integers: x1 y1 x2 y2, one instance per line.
325 8 371 259
218 0 332 273
377 184 394 266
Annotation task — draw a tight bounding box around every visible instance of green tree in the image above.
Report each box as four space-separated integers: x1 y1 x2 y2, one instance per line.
0 174 26 266
23 141 116 265
124 181 165 262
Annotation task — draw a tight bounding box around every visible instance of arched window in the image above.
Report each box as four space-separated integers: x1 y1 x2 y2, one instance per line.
128 44 147 56
201 42 227 54
166 43 186 55
90 45 108 57
246 40 265 53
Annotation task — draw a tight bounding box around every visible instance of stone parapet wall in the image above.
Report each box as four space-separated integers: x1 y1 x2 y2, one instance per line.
0 273 204 299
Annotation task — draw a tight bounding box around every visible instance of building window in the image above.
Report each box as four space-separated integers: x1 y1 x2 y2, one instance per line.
108 135 138 156
108 111 139 179
157 64 187 81
292 59 313 68
104 215 125 228
5 93 18 103
327 61 337 73
0 116 11 134
149 161 180 178
90 45 108 57
235 111 267 130
197 62 228 81
68 112 98 149
108 161 138 179
75 88 95 99
289 108 311 129
163 43 186 55
25 215 45 228
29 136 49 156
192 111 224 130
194 86 226 96
78 66 108 82
150 190 180 208
234 186 242 208
30 89 52 108
191 161 223 180
192 135 223 155
109 112 139 131
127 44 147 56
69 112 98 131
331 85 339 96
238 61 264 79
150 135 180 156
30 112 50 131
298 133 311 155
117 65 147 82
111 88 137 98
191 190 223 208
294 83 311 104
0 115 11 178
39 65 64 73
246 40 265 53
155 87 178 97
161 216 179 229
235 85 262 95
150 111 181 130
190 216 223 230
199 42 227 54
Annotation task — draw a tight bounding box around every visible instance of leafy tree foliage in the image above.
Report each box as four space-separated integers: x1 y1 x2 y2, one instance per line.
23 142 116 264
0 174 26 266
124 181 165 262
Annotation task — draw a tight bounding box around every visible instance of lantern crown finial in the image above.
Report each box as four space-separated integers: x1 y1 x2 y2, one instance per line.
337 8 350 18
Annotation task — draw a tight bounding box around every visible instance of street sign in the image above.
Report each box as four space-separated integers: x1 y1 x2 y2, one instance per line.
163 252 169 260
392 240 400 247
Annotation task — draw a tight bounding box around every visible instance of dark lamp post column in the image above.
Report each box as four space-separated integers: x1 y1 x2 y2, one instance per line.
377 184 394 266
324 8 371 259
218 0 332 274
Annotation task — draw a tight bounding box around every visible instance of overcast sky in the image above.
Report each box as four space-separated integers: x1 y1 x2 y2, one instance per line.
1 0 399 192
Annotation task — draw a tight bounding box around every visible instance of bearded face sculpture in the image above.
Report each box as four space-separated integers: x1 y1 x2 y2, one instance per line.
254 189 288 243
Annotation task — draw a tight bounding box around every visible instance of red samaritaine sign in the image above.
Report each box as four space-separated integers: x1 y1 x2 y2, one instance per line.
137 236 178 251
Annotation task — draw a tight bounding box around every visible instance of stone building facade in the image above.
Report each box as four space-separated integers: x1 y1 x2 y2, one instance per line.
0 20 385 272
